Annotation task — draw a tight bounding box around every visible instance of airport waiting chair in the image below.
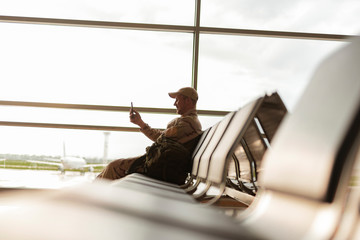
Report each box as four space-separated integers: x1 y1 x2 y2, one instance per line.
197 93 286 206
226 93 287 200
238 37 360 240
185 102 259 204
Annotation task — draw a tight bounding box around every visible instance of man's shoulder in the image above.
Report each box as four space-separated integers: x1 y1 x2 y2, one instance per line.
179 113 200 125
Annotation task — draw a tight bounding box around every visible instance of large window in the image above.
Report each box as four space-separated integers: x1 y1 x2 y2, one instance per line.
0 0 359 188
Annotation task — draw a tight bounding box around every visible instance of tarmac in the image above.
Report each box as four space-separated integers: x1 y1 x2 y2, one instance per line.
0 168 97 189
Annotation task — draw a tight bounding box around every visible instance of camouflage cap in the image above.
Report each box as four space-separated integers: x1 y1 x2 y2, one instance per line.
168 87 198 101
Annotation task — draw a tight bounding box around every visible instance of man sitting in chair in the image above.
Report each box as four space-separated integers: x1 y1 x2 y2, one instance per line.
96 87 202 184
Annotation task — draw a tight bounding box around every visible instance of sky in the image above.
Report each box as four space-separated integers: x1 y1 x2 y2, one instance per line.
1 0 360 160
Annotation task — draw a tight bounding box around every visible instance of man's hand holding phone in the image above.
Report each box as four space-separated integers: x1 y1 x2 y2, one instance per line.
129 102 146 128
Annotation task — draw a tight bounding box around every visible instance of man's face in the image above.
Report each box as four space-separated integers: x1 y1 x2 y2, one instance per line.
174 94 187 115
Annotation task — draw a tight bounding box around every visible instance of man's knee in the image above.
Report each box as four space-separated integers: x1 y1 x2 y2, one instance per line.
96 157 139 180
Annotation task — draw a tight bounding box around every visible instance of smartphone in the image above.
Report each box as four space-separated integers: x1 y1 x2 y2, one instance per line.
130 102 134 114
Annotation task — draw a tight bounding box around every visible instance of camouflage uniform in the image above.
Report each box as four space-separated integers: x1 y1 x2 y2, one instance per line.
96 109 202 180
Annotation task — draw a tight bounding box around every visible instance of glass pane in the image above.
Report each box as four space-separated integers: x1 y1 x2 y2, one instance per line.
0 0 195 25
201 0 360 35
0 23 193 108
197 34 346 111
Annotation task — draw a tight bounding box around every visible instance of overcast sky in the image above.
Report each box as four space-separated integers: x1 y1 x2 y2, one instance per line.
0 0 359 159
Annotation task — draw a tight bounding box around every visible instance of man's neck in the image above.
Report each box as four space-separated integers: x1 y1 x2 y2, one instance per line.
181 107 196 117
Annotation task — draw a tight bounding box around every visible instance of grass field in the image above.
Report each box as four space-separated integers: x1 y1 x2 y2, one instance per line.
0 159 105 173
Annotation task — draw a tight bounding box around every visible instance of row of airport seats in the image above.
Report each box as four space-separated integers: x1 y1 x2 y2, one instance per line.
225 93 287 202
0 37 359 240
